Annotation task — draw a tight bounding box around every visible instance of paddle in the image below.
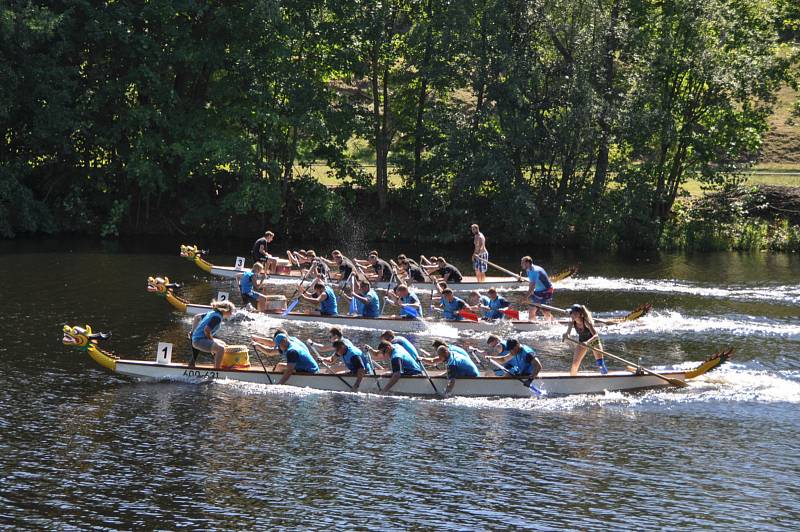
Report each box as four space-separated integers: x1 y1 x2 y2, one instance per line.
472 257 525 282
488 358 544 396
307 341 353 391
250 341 274 385
564 337 688 388
417 353 442 398
466 346 487 369
283 259 319 316
457 309 480 322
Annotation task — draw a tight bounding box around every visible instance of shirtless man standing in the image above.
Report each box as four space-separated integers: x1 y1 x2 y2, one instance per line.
471 224 488 283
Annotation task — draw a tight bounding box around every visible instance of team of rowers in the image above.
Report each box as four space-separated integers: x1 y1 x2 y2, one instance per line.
241 248 558 322
188 298 609 396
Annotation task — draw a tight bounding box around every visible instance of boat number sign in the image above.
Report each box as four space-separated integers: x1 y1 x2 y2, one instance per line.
234 256 246 271
156 342 173 365
217 291 229 302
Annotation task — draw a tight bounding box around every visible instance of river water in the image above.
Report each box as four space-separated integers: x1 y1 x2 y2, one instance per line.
1 238 798 529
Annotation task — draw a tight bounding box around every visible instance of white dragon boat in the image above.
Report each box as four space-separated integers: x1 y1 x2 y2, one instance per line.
147 276 651 333
178 244 576 291
62 324 733 397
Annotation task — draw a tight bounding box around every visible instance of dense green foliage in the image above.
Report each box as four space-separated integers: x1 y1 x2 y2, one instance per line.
1 0 797 249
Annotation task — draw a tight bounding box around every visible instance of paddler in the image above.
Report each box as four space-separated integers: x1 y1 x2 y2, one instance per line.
238 262 269 311
301 280 339 316
320 250 359 282
343 280 381 318
189 300 236 369
371 340 423 393
251 230 278 273
485 338 542 379
521 255 554 320
439 288 469 320
467 290 491 315
429 342 480 395
320 340 372 391
424 256 463 284
378 330 421 361
397 256 426 284
471 223 489 283
270 329 320 384
365 252 394 283
481 288 511 319
386 284 423 318
562 304 608 375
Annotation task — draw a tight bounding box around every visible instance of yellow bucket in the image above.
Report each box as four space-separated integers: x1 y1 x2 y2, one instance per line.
221 345 250 369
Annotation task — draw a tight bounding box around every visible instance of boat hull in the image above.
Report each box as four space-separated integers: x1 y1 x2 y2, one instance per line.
112 358 692 397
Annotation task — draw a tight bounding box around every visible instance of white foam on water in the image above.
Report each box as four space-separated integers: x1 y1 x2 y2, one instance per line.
603 311 800 339
556 276 800 304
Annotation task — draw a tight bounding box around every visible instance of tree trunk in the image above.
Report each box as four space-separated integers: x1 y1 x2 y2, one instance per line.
412 0 434 188
591 0 621 201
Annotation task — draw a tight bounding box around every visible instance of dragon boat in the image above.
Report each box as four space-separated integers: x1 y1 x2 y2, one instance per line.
147 276 651 333
62 324 733 398
178 244 576 291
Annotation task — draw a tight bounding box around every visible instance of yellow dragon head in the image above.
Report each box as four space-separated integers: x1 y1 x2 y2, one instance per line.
62 325 109 349
146 276 177 296
180 244 202 260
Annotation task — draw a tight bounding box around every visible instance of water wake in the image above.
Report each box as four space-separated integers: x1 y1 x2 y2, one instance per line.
557 276 800 305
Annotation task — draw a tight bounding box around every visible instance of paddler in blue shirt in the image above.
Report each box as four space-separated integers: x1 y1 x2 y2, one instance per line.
521 255 554 321
386 284 423 318
485 338 542 379
372 340 423 393
480 288 511 319
378 330 421 360
301 280 339 316
431 343 480 396
190 300 236 369
238 262 269 311
439 288 469 320
344 280 381 318
321 340 372 391
271 329 320 385
467 290 491 316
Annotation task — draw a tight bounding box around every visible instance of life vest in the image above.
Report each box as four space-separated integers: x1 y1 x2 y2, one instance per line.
320 286 338 315
191 310 223 342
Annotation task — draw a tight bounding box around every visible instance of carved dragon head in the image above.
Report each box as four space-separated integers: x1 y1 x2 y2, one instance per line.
147 276 180 296
62 325 109 349
180 244 204 260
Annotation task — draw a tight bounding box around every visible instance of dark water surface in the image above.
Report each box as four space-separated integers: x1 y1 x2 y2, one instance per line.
1 238 799 529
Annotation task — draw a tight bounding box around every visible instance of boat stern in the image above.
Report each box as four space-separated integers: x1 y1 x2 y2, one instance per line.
685 348 734 379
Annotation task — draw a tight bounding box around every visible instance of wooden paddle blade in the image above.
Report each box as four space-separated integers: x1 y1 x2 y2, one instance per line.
668 377 689 388
551 265 578 283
